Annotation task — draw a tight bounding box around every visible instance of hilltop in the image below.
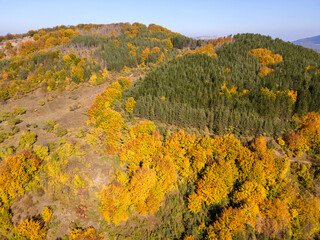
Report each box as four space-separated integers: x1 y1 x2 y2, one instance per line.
293 34 320 52
0 23 320 240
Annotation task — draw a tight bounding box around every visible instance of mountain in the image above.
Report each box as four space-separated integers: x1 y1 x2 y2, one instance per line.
131 33 320 136
194 35 219 40
293 35 320 52
0 24 320 240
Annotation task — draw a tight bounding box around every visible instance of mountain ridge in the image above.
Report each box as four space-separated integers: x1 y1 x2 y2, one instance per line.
293 34 320 52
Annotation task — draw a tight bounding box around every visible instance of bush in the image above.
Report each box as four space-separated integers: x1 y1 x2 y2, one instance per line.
0 110 13 122
54 125 68 137
43 120 56 132
19 131 37 149
7 117 22 126
38 100 45 106
41 207 53 223
13 106 26 115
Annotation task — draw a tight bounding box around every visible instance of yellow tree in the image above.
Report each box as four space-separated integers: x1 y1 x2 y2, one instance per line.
285 131 309 157
119 121 162 169
125 97 136 114
259 198 291 238
10 218 47 240
101 183 131 224
69 227 104 240
194 160 234 206
300 112 320 152
0 151 40 208
164 130 196 178
207 207 247 240
141 47 150 63
128 167 157 214
291 195 320 239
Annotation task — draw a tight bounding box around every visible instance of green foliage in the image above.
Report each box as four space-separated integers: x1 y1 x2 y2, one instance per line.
0 110 13 122
7 117 22 126
2 25 320 240
18 130 37 149
13 106 26 115
0 145 15 161
0 207 12 235
70 23 193 71
130 34 320 136
9 218 47 240
43 119 56 132
0 49 100 99
38 100 45 106
54 124 68 137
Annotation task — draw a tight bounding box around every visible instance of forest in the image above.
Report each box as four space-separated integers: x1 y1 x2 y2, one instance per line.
0 23 320 240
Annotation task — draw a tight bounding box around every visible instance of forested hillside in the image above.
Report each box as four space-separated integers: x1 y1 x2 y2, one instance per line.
130 34 320 136
0 23 320 240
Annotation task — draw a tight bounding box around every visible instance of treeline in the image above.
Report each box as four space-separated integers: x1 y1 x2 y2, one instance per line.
0 22 198 100
88 78 320 239
129 34 320 136
69 22 196 71
0 49 106 100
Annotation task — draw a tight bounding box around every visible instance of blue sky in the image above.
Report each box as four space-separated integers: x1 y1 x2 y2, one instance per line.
0 0 319 41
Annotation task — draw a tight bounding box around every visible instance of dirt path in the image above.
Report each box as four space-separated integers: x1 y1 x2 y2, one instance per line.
0 82 109 130
274 150 318 165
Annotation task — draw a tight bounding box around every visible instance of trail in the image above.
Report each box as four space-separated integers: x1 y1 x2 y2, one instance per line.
274 150 318 165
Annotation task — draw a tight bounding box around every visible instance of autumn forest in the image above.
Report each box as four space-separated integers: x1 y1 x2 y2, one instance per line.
0 23 320 239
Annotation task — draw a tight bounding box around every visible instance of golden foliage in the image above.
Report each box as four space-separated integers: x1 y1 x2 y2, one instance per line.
128 167 157 214
101 183 131 224
141 47 150 62
232 181 266 206
0 151 40 207
207 207 247 240
195 160 234 205
183 235 195 240
260 88 298 103
277 137 285 146
259 198 291 238
11 218 46 240
19 40 37 55
300 112 320 150
291 195 320 239
153 154 177 194
119 121 162 168
258 66 274 76
69 227 104 240
188 192 203 213
189 44 216 57
223 67 231 73
164 130 195 178
248 48 283 66
285 131 309 157
220 83 238 96
125 97 136 113
284 112 320 156
151 46 160 54
41 207 53 223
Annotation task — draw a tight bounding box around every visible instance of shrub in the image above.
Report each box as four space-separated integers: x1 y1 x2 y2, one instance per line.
43 120 56 132
38 100 45 106
41 207 53 223
19 131 37 149
13 106 26 115
54 125 68 137
7 117 22 126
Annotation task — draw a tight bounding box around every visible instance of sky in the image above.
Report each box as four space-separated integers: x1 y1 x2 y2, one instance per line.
0 0 319 41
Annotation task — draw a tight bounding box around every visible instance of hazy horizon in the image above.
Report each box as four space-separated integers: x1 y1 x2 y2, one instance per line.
0 0 319 42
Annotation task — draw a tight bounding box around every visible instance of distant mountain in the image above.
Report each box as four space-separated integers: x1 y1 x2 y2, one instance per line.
194 35 219 40
293 35 320 52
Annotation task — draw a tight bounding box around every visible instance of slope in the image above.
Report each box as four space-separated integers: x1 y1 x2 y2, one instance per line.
129 33 320 137
293 35 320 52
